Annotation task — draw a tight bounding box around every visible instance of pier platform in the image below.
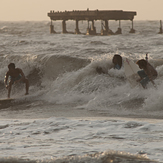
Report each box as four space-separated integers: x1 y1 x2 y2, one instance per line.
47 9 137 35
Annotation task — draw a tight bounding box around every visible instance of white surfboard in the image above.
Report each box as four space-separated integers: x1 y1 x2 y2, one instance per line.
123 58 141 87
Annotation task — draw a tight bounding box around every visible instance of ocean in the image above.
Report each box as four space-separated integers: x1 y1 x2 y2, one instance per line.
0 20 163 163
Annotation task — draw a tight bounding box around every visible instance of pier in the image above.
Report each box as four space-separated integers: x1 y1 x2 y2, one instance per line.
47 9 137 35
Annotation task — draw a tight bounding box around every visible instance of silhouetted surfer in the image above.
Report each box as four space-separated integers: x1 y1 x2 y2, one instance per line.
4 63 29 98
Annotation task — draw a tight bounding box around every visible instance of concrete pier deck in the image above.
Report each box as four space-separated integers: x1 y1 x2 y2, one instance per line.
47 9 137 35
48 10 136 21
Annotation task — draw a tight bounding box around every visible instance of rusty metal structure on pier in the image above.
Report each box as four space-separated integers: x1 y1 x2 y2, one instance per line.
47 9 137 35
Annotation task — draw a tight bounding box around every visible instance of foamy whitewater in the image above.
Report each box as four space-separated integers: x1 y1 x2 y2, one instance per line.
0 20 163 162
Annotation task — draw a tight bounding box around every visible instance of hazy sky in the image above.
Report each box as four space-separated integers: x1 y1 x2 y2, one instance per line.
0 0 163 21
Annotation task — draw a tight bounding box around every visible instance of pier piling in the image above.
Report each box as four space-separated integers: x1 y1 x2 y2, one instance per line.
158 20 163 34
129 20 136 33
50 20 56 33
62 20 68 33
115 20 122 34
75 20 81 34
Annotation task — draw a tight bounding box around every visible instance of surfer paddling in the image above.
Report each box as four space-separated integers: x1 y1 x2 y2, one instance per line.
4 63 29 98
136 59 157 88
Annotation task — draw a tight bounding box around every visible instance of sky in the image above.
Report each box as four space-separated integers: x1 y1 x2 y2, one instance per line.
0 0 163 21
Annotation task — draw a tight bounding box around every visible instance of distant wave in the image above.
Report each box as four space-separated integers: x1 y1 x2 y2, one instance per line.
40 55 91 80
90 41 108 45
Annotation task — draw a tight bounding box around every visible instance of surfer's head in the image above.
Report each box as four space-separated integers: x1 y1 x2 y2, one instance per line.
8 63 15 70
136 59 147 69
112 55 122 69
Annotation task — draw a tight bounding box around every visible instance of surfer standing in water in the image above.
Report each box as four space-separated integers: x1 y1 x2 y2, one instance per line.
4 63 29 98
136 59 157 88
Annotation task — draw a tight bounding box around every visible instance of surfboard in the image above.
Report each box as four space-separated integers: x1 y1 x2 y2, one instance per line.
123 58 141 87
0 98 16 109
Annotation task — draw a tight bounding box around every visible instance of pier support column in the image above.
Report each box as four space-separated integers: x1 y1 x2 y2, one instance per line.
91 20 96 35
75 20 81 34
100 20 104 35
107 20 114 35
101 20 108 35
105 20 109 32
50 20 56 34
115 20 122 34
62 20 68 33
158 20 163 34
86 21 91 35
101 20 114 35
86 20 96 35
129 20 136 33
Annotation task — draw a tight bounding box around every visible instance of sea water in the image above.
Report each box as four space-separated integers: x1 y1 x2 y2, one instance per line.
0 20 163 162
